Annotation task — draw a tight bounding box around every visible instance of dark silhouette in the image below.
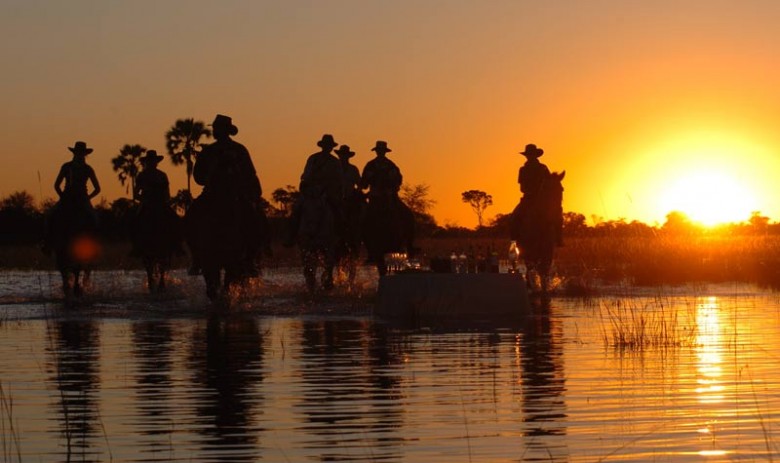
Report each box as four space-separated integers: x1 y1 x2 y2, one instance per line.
510 143 565 293
519 300 568 460
44 141 102 300
335 144 365 288
131 150 183 293
188 316 265 461
360 140 415 275
297 319 403 461
185 114 264 301
48 320 104 461
131 320 175 446
287 134 345 292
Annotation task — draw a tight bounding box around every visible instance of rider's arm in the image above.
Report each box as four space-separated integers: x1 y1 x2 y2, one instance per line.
54 164 67 198
87 166 101 200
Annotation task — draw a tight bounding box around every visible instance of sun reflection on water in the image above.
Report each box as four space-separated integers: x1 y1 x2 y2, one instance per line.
694 296 729 458
696 297 724 403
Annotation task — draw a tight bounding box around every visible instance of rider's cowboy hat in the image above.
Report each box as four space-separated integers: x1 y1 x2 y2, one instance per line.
140 150 164 164
211 114 238 136
317 134 338 149
334 145 355 158
68 141 93 155
371 140 392 153
520 143 544 158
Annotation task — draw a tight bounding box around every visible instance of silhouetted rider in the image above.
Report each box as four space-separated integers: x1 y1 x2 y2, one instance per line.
360 140 402 200
43 141 101 254
131 150 181 256
516 143 562 246
284 134 345 247
192 114 263 275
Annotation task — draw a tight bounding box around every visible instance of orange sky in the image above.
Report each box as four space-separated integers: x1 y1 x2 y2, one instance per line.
3 1 780 228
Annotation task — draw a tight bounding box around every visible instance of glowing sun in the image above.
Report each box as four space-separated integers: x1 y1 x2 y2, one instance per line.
658 170 757 226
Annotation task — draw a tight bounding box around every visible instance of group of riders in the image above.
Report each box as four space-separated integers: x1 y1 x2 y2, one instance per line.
43 114 420 298
43 113 563 299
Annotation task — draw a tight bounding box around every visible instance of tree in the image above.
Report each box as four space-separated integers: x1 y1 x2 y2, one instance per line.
165 118 211 196
662 211 697 234
401 183 439 236
111 144 146 197
271 185 299 217
461 190 493 228
0 190 42 244
0 190 37 214
400 183 436 216
562 212 588 237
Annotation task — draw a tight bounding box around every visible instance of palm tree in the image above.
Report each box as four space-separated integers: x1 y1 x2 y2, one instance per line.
111 144 146 197
165 118 211 196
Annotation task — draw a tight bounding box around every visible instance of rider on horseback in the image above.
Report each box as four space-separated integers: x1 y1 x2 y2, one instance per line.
131 150 181 256
360 140 411 264
192 114 264 276
43 141 101 255
283 134 345 247
335 144 365 262
360 140 402 200
516 143 563 246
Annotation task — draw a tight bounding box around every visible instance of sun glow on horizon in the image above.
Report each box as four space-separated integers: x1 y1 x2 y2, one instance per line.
658 169 758 226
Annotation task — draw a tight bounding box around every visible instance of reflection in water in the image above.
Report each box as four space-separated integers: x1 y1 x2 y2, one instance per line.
696 297 724 404
297 319 403 462
695 297 729 458
519 302 568 461
188 315 265 462
3 283 777 462
47 319 103 463
131 320 175 456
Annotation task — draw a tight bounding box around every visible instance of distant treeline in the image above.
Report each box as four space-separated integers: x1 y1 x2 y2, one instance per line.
2 189 778 247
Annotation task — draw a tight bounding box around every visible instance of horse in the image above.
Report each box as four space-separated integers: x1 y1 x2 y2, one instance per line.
510 171 565 294
362 194 415 276
185 194 257 302
133 203 182 294
334 190 366 290
46 201 100 302
296 191 339 293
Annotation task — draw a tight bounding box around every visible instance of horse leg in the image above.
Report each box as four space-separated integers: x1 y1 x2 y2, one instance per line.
144 258 156 294
158 261 167 292
73 269 83 298
301 250 317 293
202 267 221 301
376 254 387 277
347 249 358 290
60 268 73 300
321 249 335 291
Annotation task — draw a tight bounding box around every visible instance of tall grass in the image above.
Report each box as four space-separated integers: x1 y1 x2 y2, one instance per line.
1 381 22 463
598 296 698 350
6 234 780 291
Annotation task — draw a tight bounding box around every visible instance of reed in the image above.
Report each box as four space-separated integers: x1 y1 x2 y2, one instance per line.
0 381 22 463
6 233 780 291
598 295 698 350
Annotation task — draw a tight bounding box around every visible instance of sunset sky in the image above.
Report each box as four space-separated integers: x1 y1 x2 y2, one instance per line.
3 0 780 228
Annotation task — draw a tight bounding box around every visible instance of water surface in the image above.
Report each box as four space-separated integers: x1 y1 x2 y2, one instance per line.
1 271 780 462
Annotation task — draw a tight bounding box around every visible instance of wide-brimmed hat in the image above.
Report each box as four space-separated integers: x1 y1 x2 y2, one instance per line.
520 143 543 158
317 134 338 149
371 140 392 154
68 141 93 155
211 114 238 136
140 150 164 165
334 144 355 158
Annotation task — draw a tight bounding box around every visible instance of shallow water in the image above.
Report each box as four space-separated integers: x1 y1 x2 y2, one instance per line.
1 271 780 462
